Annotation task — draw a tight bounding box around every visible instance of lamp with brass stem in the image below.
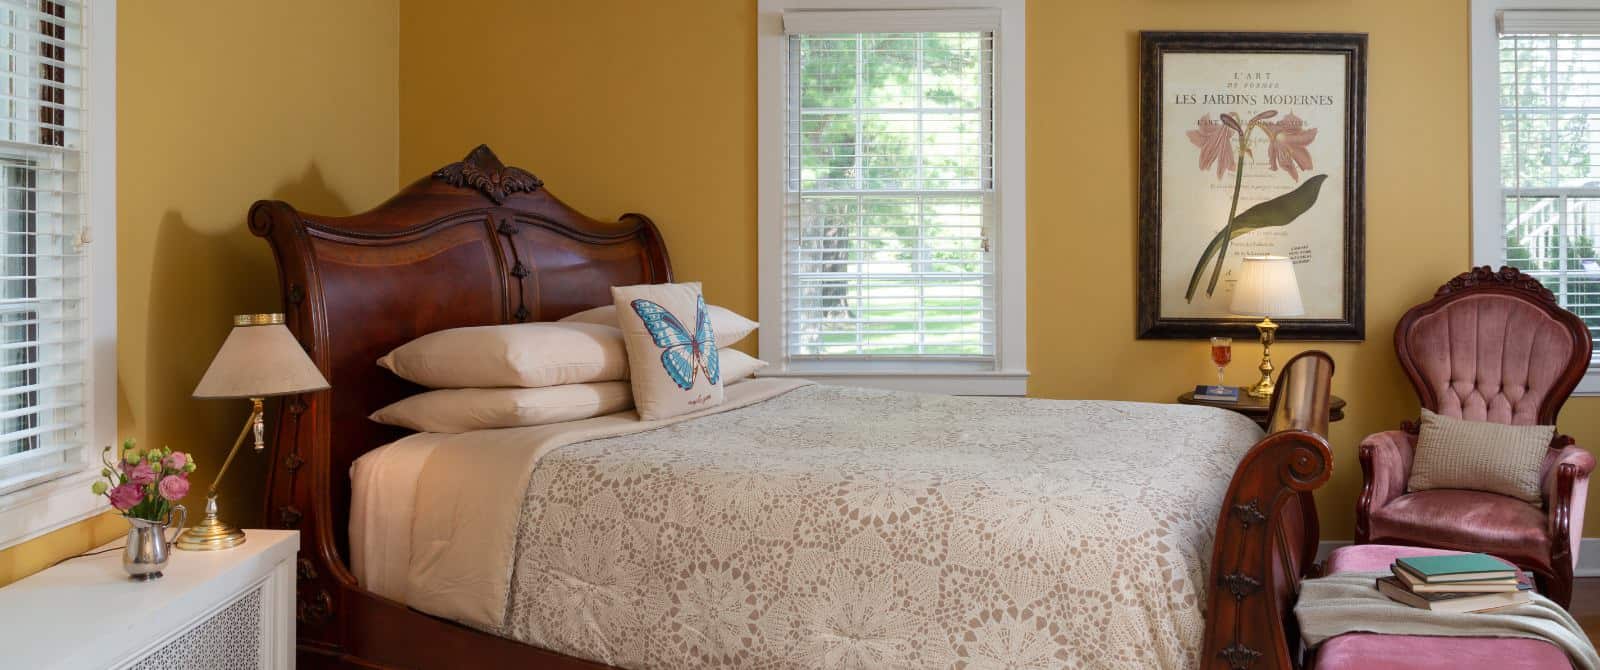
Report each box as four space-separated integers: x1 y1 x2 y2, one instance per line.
177 313 328 551
1228 255 1304 399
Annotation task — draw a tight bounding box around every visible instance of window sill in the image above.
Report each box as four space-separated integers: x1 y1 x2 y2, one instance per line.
1575 368 1600 396
759 367 1029 396
0 467 104 550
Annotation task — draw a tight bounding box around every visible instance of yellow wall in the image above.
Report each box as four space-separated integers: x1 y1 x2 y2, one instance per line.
0 0 399 586
397 0 1599 539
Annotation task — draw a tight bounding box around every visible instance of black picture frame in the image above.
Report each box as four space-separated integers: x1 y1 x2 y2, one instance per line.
1137 31 1366 340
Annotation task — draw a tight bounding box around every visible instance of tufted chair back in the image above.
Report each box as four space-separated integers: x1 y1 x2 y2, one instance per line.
1395 267 1592 426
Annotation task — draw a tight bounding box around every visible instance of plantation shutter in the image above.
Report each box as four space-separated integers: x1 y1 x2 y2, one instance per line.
1498 10 1600 367
782 11 997 365
0 0 88 494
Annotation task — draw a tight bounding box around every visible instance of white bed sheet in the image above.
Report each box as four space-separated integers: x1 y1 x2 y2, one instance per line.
349 433 438 603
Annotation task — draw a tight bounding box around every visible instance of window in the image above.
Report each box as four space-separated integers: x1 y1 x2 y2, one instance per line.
0 0 114 549
757 1 1026 395
1472 1 1600 394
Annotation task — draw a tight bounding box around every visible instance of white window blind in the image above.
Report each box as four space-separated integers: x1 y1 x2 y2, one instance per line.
783 20 995 363
1498 10 1600 367
0 0 86 495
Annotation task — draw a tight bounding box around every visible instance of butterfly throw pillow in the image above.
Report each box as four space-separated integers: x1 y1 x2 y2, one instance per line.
612 282 723 420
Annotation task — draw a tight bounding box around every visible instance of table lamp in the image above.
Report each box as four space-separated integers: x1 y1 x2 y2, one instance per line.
177 313 328 550
1229 255 1304 399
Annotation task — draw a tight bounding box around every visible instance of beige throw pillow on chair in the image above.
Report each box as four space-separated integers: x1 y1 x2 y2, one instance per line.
1406 408 1554 504
613 283 724 420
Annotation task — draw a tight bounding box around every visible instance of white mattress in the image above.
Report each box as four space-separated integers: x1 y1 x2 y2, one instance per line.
348 434 438 603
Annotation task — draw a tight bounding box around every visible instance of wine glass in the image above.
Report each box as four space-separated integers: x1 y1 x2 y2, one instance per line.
1209 337 1233 391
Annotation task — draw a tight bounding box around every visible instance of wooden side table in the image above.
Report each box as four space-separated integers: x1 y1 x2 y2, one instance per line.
1177 390 1346 430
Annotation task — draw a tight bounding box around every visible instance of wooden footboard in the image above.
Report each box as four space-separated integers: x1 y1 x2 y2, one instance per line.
1201 350 1336 670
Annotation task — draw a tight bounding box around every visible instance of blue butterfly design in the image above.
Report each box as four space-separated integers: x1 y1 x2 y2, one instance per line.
630 294 720 390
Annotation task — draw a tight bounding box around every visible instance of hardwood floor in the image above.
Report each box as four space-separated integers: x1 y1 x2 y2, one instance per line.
1578 577 1599 646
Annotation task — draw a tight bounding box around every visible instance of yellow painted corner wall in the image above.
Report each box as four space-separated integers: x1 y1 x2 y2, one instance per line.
0 0 400 587
397 0 1598 540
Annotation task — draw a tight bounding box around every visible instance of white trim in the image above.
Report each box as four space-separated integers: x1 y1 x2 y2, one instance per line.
782 8 999 33
760 369 1028 396
1582 537 1600 577
1579 368 1600 395
0 0 115 550
756 0 1028 396
1498 8 1600 31
1470 0 1600 396
1319 539 1600 577
1315 540 1346 564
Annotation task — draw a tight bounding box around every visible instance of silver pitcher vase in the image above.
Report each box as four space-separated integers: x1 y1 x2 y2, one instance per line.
122 505 186 581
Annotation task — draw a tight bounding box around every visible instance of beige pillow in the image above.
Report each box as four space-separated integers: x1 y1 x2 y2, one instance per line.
1407 408 1553 503
719 348 767 384
378 322 627 389
562 295 758 347
612 282 724 420
369 382 634 433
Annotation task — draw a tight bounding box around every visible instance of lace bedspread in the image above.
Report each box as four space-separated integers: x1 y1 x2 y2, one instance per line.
477 385 1262 669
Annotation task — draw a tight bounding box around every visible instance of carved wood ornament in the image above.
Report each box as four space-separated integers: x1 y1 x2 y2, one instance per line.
1433 265 1557 303
433 144 544 204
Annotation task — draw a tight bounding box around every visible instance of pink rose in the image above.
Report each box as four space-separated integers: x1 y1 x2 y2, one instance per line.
125 461 156 486
106 483 142 510
157 474 189 501
162 451 187 471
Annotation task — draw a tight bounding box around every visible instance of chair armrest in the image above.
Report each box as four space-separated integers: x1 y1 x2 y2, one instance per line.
1356 430 1417 541
1360 430 1417 505
1544 442 1594 571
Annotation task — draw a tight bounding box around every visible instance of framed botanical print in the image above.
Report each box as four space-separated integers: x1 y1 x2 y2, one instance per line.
1137 32 1366 340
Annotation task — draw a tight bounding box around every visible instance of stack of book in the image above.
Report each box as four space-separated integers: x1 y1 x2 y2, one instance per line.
1375 553 1533 613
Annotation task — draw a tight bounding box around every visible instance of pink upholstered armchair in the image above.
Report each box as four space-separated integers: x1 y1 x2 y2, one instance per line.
1355 266 1594 607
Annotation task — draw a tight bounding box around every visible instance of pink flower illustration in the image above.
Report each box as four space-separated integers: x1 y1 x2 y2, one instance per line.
107 483 142 510
125 461 156 486
1186 114 1237 180
1263 112 1317 181
157 475 189 502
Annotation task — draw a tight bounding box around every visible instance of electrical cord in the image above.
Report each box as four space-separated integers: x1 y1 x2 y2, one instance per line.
48 544 124 568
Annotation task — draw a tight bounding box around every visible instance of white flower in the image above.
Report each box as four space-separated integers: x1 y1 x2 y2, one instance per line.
790 564 916 669
957 611 1061 670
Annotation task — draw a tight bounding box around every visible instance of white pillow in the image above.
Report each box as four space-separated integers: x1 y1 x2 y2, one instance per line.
378 322 627 389
369 382 634 433
563 294 757 347
719 348 767 384
612 282 723 420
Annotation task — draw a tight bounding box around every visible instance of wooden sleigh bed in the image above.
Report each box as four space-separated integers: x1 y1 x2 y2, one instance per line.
250 145 1337 669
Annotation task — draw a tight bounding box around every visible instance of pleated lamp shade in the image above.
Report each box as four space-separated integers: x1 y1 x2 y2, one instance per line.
1229 255 1305 318
193 314 329 399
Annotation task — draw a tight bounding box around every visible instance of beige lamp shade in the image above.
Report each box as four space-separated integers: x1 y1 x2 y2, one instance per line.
193 314 330 399
1229 255 1306 318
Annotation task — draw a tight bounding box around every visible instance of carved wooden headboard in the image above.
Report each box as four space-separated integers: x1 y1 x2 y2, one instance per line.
248 145 670 636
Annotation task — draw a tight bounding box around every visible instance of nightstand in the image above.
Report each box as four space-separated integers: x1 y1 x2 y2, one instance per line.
0 528 298 669
1177 390 1346 430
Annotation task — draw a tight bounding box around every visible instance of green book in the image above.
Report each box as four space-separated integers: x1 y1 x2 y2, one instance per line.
1394 553 1516 583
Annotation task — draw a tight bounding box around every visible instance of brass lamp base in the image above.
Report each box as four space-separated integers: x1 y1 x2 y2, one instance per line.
1246 316 1279 399
175 495 246 551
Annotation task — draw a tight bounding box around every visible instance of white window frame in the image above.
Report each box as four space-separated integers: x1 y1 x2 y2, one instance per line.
0 0 116 549
756 0 1027 396
1471 0 1600 395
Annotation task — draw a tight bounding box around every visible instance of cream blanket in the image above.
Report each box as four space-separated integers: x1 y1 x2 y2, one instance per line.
1296 572 1598 670
408 382 1265 668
